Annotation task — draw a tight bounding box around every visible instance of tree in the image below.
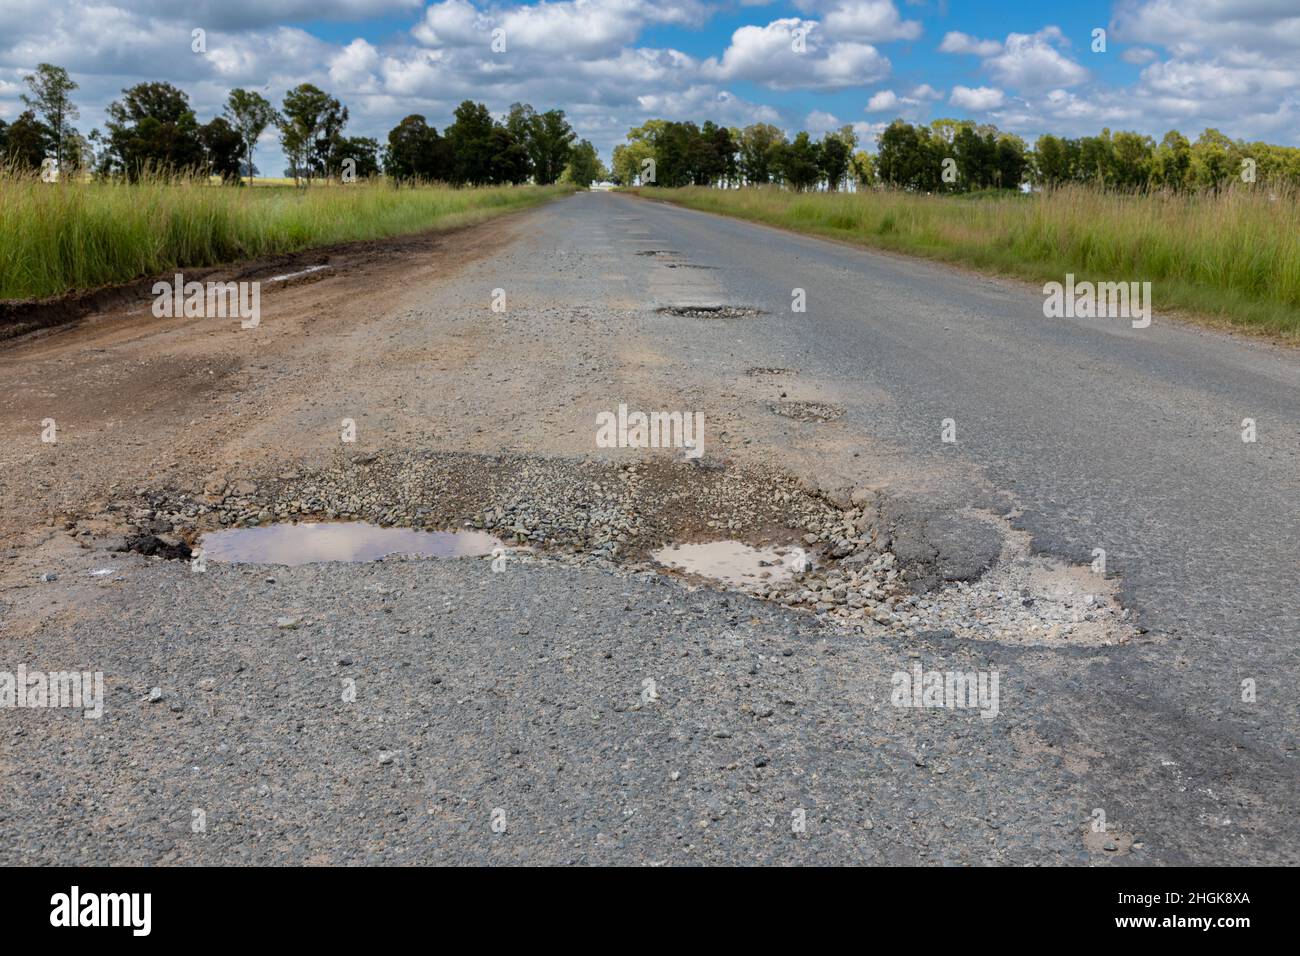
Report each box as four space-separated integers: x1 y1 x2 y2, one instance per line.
777 132 821 191
738 123 785 185
0 111 52 169
563 139 604 187
488 126 530 184
877 120 933 190
444 101 497 185
994 134 1029 190
104 82 204 178
651 121 703 187
1154 130 1191 190
224 89 278 185
279 84 347 184
698 122 736 186
1078 130 1116 185
22 64 79 173
851 150 876 189
198 117 245 183
612 120 664 185
383 115 451 183
332 136 380 180
819 131 851 190
1191 128 1236 190
507 104 574 184
1033 133 1072 186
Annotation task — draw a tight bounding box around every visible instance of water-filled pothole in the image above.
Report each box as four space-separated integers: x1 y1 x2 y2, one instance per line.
652 540 808 589
657 305 765 319
199 522 502 566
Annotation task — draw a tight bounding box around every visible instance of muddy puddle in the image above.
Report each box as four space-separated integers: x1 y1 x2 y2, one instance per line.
652 540 809 589
199 522 502 566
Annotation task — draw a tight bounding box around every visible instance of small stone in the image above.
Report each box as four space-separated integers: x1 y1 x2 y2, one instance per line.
276 616 302 629
147 687 164 703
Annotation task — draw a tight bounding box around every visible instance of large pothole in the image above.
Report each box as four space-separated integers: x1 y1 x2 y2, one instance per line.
67 451 1139 645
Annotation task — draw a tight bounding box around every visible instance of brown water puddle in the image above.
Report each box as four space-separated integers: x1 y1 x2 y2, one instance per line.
651 540 806 589
199 522 502 566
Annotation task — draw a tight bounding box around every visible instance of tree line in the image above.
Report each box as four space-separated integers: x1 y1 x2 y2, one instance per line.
613 116 1300 192
0 63 608 186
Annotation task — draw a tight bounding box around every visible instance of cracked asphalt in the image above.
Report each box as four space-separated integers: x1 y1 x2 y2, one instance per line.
1 191 1296 865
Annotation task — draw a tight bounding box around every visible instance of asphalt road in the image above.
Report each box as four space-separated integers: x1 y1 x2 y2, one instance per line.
1 191 1296 864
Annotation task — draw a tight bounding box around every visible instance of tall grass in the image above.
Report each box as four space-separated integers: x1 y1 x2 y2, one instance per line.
0 169 572 300
633 184 1300 337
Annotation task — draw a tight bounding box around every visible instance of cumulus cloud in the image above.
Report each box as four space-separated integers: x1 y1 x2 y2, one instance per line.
414 0 707 57
706 19 891 90
803 108 841 134
949 85 1005 110
1 0 1296 179
1121 47 1159 65
865 89 899 111
984 27 1088 90
820 1 922 42
1113 0 1300 57
938 31 1002 56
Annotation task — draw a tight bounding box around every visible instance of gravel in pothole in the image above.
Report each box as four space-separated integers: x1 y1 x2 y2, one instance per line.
73 451 1138 644
656 305 765 319
769 400 846 422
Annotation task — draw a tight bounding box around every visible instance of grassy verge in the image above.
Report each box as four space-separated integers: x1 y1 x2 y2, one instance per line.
630 185 1300 338
0 175 573 300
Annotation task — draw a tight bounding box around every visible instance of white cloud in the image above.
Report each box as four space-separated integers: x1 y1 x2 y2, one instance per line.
414 0 707 57
1113 0 1300 56
329 38 382 88
1121 47 1159 65
949 85 1005 110
985 27 1088 90
412 0 484 47
821 1 922 42
865 89 899 110
804 108 841 134
938 31 1002 56
707 19 891 90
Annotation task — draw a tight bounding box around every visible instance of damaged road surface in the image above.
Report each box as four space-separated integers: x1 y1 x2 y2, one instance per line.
1 191 1297 865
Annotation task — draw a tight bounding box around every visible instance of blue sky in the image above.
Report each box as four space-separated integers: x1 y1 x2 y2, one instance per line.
2 1 1297 175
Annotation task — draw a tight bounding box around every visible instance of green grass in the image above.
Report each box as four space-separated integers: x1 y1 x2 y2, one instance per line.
0 172 573 300
630 184 1300 338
